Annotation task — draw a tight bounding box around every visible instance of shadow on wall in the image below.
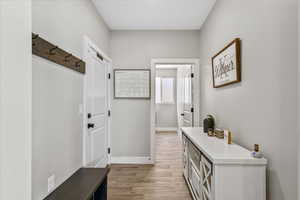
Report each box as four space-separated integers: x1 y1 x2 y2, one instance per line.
214 82 242 90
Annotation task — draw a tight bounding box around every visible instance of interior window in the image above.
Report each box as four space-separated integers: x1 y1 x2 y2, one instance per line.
156 77 175 104
155 77 162 104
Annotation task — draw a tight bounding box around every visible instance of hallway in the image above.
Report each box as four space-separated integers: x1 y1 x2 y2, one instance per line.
108 132 192 200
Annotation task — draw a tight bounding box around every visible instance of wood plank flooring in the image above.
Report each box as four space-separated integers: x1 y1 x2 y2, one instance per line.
108 131 192 200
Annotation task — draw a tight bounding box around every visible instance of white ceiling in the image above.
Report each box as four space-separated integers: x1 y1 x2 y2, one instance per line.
92 0 216 30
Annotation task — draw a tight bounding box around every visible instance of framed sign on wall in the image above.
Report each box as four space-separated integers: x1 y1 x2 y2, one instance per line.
212 38 241 88
114 69 151 99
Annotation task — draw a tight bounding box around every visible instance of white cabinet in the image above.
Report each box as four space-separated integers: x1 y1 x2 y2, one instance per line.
182 127 267 200
182 134 189 179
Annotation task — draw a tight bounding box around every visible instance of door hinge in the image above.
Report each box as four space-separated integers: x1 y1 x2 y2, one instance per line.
191 107 194 113
108 73 111 79
191 73 194 78
108 110 111 117
108 148 111 154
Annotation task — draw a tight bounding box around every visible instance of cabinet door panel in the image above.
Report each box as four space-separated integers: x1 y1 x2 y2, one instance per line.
189 142 201 171
201 155 213 200
189 162 201 200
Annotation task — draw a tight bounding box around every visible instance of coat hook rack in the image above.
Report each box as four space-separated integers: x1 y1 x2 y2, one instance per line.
32 34 39 46
75 60 83 68
49 46 58 55
32 33 85 74
64 53 72 62
97 52 104 61
32 34 39 39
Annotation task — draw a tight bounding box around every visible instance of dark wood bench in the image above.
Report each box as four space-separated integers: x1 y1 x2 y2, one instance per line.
44 168 109 200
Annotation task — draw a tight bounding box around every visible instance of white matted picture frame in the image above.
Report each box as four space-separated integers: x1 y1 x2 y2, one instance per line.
114 69 151 99
212 38 241 88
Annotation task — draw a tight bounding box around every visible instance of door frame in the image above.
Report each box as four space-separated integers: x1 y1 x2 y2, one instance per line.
82 36 112 167
150 58 200 164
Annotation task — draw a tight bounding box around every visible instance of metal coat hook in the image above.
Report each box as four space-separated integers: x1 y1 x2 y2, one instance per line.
97 52 104 61
49 46 58 55
32 34 39 46
64 53 72 62
75 60 82 68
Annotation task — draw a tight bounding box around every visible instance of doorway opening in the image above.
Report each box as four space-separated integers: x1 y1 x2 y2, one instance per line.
155 64 194 133
150 59 200 164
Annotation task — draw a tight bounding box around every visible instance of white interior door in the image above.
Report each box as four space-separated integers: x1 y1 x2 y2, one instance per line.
84 46 109 168
177 65 194 128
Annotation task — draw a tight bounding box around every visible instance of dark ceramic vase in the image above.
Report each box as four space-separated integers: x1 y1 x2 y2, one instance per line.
203 115 215 133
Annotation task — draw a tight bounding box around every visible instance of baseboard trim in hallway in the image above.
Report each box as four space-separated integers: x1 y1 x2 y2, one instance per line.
155 127 178 132
111 156 154 165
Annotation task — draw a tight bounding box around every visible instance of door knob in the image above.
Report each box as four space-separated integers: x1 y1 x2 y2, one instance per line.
181 113 185 116
87 123 95 129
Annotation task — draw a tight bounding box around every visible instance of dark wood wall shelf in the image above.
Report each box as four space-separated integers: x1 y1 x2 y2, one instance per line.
44 168 109 200
32 33 85 74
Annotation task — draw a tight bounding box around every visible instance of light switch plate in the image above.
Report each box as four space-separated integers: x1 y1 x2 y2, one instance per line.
78 104 83 115
47 175 55 193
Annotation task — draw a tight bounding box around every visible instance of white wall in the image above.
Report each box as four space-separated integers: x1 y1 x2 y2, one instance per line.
198 0 297 199
109 30 200 157
0 0 32 199
156 69 178 128
32 0 110 199
32 0 110 56
298 0 300 199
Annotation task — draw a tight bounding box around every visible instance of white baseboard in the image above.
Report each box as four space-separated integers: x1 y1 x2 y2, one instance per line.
111 156 153 165
155 127 178 132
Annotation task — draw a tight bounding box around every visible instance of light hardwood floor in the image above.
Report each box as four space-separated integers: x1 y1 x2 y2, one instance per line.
108 131 192 200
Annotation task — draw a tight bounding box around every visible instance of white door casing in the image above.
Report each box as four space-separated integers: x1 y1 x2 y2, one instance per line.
83 36 112 168
177 68 184 129
177 65 194 128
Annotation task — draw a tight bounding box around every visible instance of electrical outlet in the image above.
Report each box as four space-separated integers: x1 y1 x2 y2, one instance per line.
47 175 55 193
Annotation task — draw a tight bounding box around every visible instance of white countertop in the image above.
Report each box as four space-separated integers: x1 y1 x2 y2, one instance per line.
181 127 267 165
